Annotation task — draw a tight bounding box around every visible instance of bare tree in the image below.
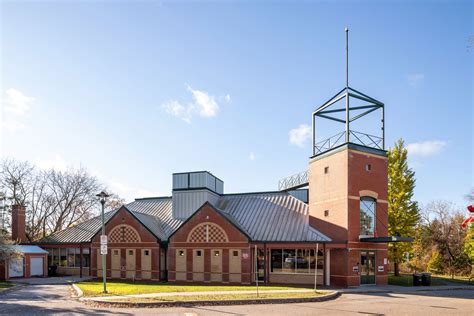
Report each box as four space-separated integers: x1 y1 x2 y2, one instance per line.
0 158 123 241
0 159 34 205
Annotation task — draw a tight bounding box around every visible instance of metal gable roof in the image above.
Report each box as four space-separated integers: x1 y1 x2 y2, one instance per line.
35 192 330 244
217 192 331 242
36 209 118 244
125 198 183 240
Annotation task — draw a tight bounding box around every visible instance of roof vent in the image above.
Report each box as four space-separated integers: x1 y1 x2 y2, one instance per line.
172 171 224 220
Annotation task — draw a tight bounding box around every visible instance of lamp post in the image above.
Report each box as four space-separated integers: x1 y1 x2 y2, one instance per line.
96 191 110 294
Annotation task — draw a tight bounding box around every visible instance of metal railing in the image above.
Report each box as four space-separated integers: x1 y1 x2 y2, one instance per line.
349 130 383 150
278 170 309 191
314 131 346 155
314 130 383 155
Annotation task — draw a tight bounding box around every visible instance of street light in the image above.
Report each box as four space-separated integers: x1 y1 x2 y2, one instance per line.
96 191 110 294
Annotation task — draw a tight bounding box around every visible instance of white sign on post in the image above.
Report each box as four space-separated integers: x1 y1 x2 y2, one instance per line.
100 235 107 245
100 244 108 255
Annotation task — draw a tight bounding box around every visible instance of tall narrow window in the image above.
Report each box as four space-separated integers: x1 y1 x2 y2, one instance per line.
360 197 376 237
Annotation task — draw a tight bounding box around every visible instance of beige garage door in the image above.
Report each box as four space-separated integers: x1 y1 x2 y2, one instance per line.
126 249 136 279
141 249 151 279
211 249 222 282
111 249 121 278
193 249 204 281
229 249 242 283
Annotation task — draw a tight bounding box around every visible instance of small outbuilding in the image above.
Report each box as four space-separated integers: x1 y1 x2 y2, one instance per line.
0 245 48 280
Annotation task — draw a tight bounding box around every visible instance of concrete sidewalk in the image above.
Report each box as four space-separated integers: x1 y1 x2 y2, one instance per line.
10 275 94 285
81 288 323 302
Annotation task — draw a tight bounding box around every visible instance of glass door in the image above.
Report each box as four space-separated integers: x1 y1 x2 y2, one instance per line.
360 250 376 285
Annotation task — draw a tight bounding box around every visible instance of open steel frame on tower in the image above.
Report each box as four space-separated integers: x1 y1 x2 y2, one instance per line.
311 86 385 156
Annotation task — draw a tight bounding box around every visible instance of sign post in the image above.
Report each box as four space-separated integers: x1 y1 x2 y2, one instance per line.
96 191 110 294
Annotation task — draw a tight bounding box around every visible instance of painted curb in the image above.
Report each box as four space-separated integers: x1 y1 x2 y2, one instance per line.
70 283 84 298
82 291 340 308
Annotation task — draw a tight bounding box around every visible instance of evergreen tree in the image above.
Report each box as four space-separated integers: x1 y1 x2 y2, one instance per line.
388 139 421 276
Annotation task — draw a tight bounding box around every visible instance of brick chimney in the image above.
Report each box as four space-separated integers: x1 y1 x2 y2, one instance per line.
11 204 26 243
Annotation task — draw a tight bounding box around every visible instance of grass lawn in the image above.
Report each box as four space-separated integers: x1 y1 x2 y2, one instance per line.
0 281 14 292
113 291 329 303
388 273 446 287
76 280 312 297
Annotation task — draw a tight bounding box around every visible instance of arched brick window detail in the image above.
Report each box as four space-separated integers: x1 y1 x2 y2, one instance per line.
108 224 141 243
187 222 229 243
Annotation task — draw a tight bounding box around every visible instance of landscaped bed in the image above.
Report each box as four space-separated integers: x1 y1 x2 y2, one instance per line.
75 280 312 297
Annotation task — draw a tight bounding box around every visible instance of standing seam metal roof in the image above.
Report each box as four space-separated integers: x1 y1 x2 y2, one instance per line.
36 192 330 244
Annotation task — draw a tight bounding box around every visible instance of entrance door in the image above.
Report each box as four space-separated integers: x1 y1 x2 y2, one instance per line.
30 257 44 277
360 250 376 285
256 249 265 282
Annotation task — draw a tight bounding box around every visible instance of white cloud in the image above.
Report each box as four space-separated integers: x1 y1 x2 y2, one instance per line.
3 119 25 131
289 124 312 148
187 86 219 118
162 100 192 123
407 73 425 87
36 154 69 171
108 179 165 202
2 89 35 131
406 140 447 157
249 152 256 161
3 88 34 115
162 85 229 123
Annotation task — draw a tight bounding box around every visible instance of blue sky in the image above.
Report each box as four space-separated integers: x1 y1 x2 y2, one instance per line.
1 0 472 208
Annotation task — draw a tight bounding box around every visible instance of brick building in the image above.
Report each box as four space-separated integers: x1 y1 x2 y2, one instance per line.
28 46 406 286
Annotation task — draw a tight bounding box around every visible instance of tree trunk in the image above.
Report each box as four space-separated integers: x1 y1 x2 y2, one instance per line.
394 262 400 276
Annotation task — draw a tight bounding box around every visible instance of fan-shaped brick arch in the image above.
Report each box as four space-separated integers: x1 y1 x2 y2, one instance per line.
108 224 141 243
187 222 229 243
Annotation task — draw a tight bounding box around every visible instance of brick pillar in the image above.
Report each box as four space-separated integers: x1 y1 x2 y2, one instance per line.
11 204 26 243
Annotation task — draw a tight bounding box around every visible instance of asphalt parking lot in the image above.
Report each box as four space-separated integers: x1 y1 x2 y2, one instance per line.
0 283 472 315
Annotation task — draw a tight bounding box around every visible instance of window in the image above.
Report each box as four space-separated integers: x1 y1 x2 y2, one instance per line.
271 248 323 274
270 249 283 272
324 210 329 217
113 250 119 256
360 197 376 236
233 250 239 257
47 248 89 268
214 250 220 257
60 248 67 267
144 250 149 256
324 166 329 174
178 250 185 256
128 250 133 256
196 250 202 257
365 164 371 172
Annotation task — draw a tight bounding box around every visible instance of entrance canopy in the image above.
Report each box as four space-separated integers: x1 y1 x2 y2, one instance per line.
359 236 414 243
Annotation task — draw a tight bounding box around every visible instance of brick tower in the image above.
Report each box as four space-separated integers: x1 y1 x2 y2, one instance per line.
308 28 389 287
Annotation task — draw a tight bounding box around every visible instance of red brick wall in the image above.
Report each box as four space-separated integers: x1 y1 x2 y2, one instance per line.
90 207 161 280
168 203 251 284
12 205 26 243
309 147 389 287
